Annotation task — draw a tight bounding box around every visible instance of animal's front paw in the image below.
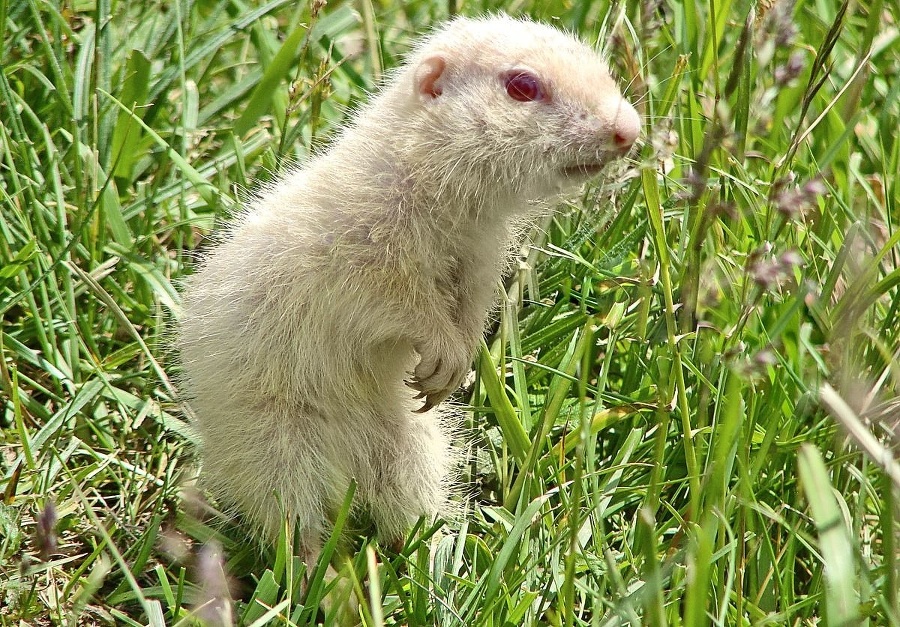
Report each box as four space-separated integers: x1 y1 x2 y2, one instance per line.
406 344 470 413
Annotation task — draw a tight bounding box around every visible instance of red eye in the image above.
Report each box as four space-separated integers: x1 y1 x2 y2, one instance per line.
504 71 544 102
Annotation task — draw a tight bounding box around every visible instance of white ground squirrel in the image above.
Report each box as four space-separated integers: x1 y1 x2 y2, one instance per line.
178 13 640 561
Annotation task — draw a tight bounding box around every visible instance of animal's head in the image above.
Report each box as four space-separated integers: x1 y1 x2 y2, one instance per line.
399 14 640 204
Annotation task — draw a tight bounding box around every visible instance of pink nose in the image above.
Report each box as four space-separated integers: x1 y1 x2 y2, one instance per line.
612 101 641 152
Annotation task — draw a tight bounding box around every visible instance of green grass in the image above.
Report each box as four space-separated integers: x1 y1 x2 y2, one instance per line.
2 0 899 625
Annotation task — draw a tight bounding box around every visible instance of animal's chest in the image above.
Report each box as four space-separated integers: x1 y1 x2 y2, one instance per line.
429 235 502 299
417 249 463 299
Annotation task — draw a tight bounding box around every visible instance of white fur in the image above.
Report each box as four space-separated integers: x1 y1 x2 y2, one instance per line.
177 13 639 559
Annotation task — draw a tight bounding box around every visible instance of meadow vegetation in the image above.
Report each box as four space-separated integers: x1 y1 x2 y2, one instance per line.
1 0 898 624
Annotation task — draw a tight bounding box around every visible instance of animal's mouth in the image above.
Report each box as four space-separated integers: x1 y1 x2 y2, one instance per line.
561 162 606 179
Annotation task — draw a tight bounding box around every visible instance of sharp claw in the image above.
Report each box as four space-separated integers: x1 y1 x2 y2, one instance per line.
405 380 419 389
413 391 427 399
414 401 435 413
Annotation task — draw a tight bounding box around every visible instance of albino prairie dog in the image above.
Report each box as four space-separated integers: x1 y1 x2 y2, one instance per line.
178 13 640 561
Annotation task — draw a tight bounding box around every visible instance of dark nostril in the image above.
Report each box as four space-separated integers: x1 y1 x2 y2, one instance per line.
612 103 641 151
614 132 632 147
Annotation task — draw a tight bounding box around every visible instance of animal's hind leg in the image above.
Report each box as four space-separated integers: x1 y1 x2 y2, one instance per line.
196 397 332 563
355 406 456 546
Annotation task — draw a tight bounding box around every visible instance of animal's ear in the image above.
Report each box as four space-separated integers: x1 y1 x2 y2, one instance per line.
414 55 447 100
